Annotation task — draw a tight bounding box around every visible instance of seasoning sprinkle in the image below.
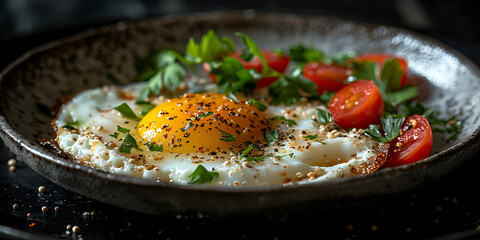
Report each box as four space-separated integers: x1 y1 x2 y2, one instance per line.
41 206 48 213
38 186 46 193
12 204 19 210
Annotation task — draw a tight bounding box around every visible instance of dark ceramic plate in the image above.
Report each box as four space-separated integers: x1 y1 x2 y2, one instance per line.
1 11 480 218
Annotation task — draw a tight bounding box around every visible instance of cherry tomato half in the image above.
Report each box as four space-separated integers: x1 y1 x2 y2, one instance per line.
230 50 290 88
352 53 408 88
329 80 384 129
302 62 351 93
382 114 433 168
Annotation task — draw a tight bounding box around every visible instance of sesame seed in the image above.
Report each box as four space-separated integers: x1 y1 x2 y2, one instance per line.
38 186 46 193
9 166 16 172
27 213 32 218
371 225 378 231
7 159 17 166
55 207 60 212
41 206 48 213
12 204 19 210
72 226 80 233
66 225 72 230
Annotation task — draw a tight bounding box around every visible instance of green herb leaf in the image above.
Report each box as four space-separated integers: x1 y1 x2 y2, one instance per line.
246 99 267 111
188 165 219 184
365 114 405 142
198 112 214 118
382 113 405 141
386 86 420 108
351 59 419 111
324 50 356 65
110 133 119 139
239 49 254 61
235 32 269 73
264 129 279 146
211 57 257 95
400 101 463 142
316 109 332 123
119 132 142 154
114 103 138 120
303 134 318 140
117 125 130 133
320 90 335 103
268 75 319 105
136 101 156 116
147 143 163 152
186 29 235 63
136 50 188 101
239 144 254 161
244 155 269 162
62 121 81 130
216 127 236 142
269 116 297 127
288 45 324 63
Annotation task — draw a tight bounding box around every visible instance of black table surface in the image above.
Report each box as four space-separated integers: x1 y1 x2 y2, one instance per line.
2 14 480 240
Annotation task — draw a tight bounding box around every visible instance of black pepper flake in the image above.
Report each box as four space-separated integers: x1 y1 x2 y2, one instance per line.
208 151 217 155
184 133 190 138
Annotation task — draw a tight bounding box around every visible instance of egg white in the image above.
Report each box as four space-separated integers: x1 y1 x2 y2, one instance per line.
54 82 384 187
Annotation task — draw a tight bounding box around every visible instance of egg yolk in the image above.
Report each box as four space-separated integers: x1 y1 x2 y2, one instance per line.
137 93 270 153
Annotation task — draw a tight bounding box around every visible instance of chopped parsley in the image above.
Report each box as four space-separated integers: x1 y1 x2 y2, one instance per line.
188 165 219 184
246 99 267 111
365 114 405 143
62 121 81 130
216 128 236 142
316 109 332 124
303 134 318 140
136 50 189 101
114 103 138 120
264 129 279 146
198 112 214 118
400 101 463 142
118 132 142 154
350 59 419 111
147 143 163 152
269 116 297 127
110 132 119 139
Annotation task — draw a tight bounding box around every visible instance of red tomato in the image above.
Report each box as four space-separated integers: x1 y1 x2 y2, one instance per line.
302 62 351 93
383 114 433 168
352 54 408 87
329 80 384 129
230 50 290 88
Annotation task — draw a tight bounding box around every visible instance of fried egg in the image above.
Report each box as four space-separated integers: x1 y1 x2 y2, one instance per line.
54 82 387 187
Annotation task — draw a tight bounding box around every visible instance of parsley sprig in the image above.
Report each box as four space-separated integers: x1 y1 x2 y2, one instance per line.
365 114 405 142
350 59 419 111
188 165 219 184
137 50 189 101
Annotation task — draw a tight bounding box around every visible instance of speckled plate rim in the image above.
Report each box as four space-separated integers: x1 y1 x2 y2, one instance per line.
1 10 480 213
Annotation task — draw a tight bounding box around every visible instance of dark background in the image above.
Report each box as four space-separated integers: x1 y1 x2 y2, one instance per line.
1 1 480 239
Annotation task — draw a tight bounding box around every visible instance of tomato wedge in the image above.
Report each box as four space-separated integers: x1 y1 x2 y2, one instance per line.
230 50 290 88
329 80 384 129
383 114 433 168
302 62 351 93
352 53 408 87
